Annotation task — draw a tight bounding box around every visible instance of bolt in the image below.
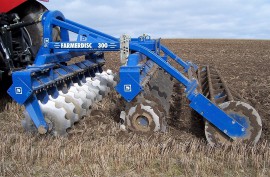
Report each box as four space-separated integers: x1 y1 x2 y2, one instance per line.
200 112 204 115
241 128 245 132
224 130 228 134
232 120 236 124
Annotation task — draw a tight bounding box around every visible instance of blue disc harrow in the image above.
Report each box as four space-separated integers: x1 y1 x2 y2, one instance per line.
7 10 262 146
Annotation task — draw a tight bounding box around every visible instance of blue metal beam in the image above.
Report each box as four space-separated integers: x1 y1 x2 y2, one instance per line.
130 43 192 88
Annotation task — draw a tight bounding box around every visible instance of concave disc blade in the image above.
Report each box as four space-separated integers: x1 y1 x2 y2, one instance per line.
205 101 262 146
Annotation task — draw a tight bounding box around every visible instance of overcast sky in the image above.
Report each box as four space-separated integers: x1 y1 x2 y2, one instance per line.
41 0 270 39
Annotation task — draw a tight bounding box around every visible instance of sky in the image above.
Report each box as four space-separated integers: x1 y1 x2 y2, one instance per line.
41 0 270 39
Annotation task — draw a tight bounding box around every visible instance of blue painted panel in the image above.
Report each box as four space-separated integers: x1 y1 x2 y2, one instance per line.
189 93 245 137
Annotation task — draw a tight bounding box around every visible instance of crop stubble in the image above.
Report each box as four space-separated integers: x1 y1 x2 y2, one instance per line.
0 39 269 176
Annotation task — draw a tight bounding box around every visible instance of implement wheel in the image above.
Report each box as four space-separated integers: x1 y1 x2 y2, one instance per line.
205 101 262 146
124 96 166 133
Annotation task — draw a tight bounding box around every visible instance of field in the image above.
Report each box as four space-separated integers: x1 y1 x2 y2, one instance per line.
0 39 269 176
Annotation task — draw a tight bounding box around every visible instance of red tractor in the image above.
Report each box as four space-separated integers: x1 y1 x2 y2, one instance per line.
0 0 51 89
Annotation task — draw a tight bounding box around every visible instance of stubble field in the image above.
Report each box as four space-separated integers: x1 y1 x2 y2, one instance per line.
0 39 269 176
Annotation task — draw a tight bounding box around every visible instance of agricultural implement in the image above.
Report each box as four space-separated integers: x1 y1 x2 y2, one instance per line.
1 5 262 146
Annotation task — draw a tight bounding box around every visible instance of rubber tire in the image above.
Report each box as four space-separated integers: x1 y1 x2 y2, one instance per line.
0 1 60 91
11 1 60 57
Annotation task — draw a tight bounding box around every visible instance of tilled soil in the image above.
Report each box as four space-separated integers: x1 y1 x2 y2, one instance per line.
105 39 270 141
165 39 270 141
0 39 269 176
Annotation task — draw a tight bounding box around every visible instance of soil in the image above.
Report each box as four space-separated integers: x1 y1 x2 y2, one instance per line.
104 39 270 141
0 39 269 176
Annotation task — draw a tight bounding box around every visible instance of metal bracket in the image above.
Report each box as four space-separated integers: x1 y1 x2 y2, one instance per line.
138 34 151 41
120 34 130 65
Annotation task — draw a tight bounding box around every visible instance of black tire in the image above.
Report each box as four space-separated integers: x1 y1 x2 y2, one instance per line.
11 1 47 57
0 1 60 92
11 0 60 58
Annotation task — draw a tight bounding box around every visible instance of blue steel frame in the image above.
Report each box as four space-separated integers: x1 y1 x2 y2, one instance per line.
7 10 246 139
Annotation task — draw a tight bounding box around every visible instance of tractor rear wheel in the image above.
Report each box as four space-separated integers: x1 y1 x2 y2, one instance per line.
12 0 60 57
